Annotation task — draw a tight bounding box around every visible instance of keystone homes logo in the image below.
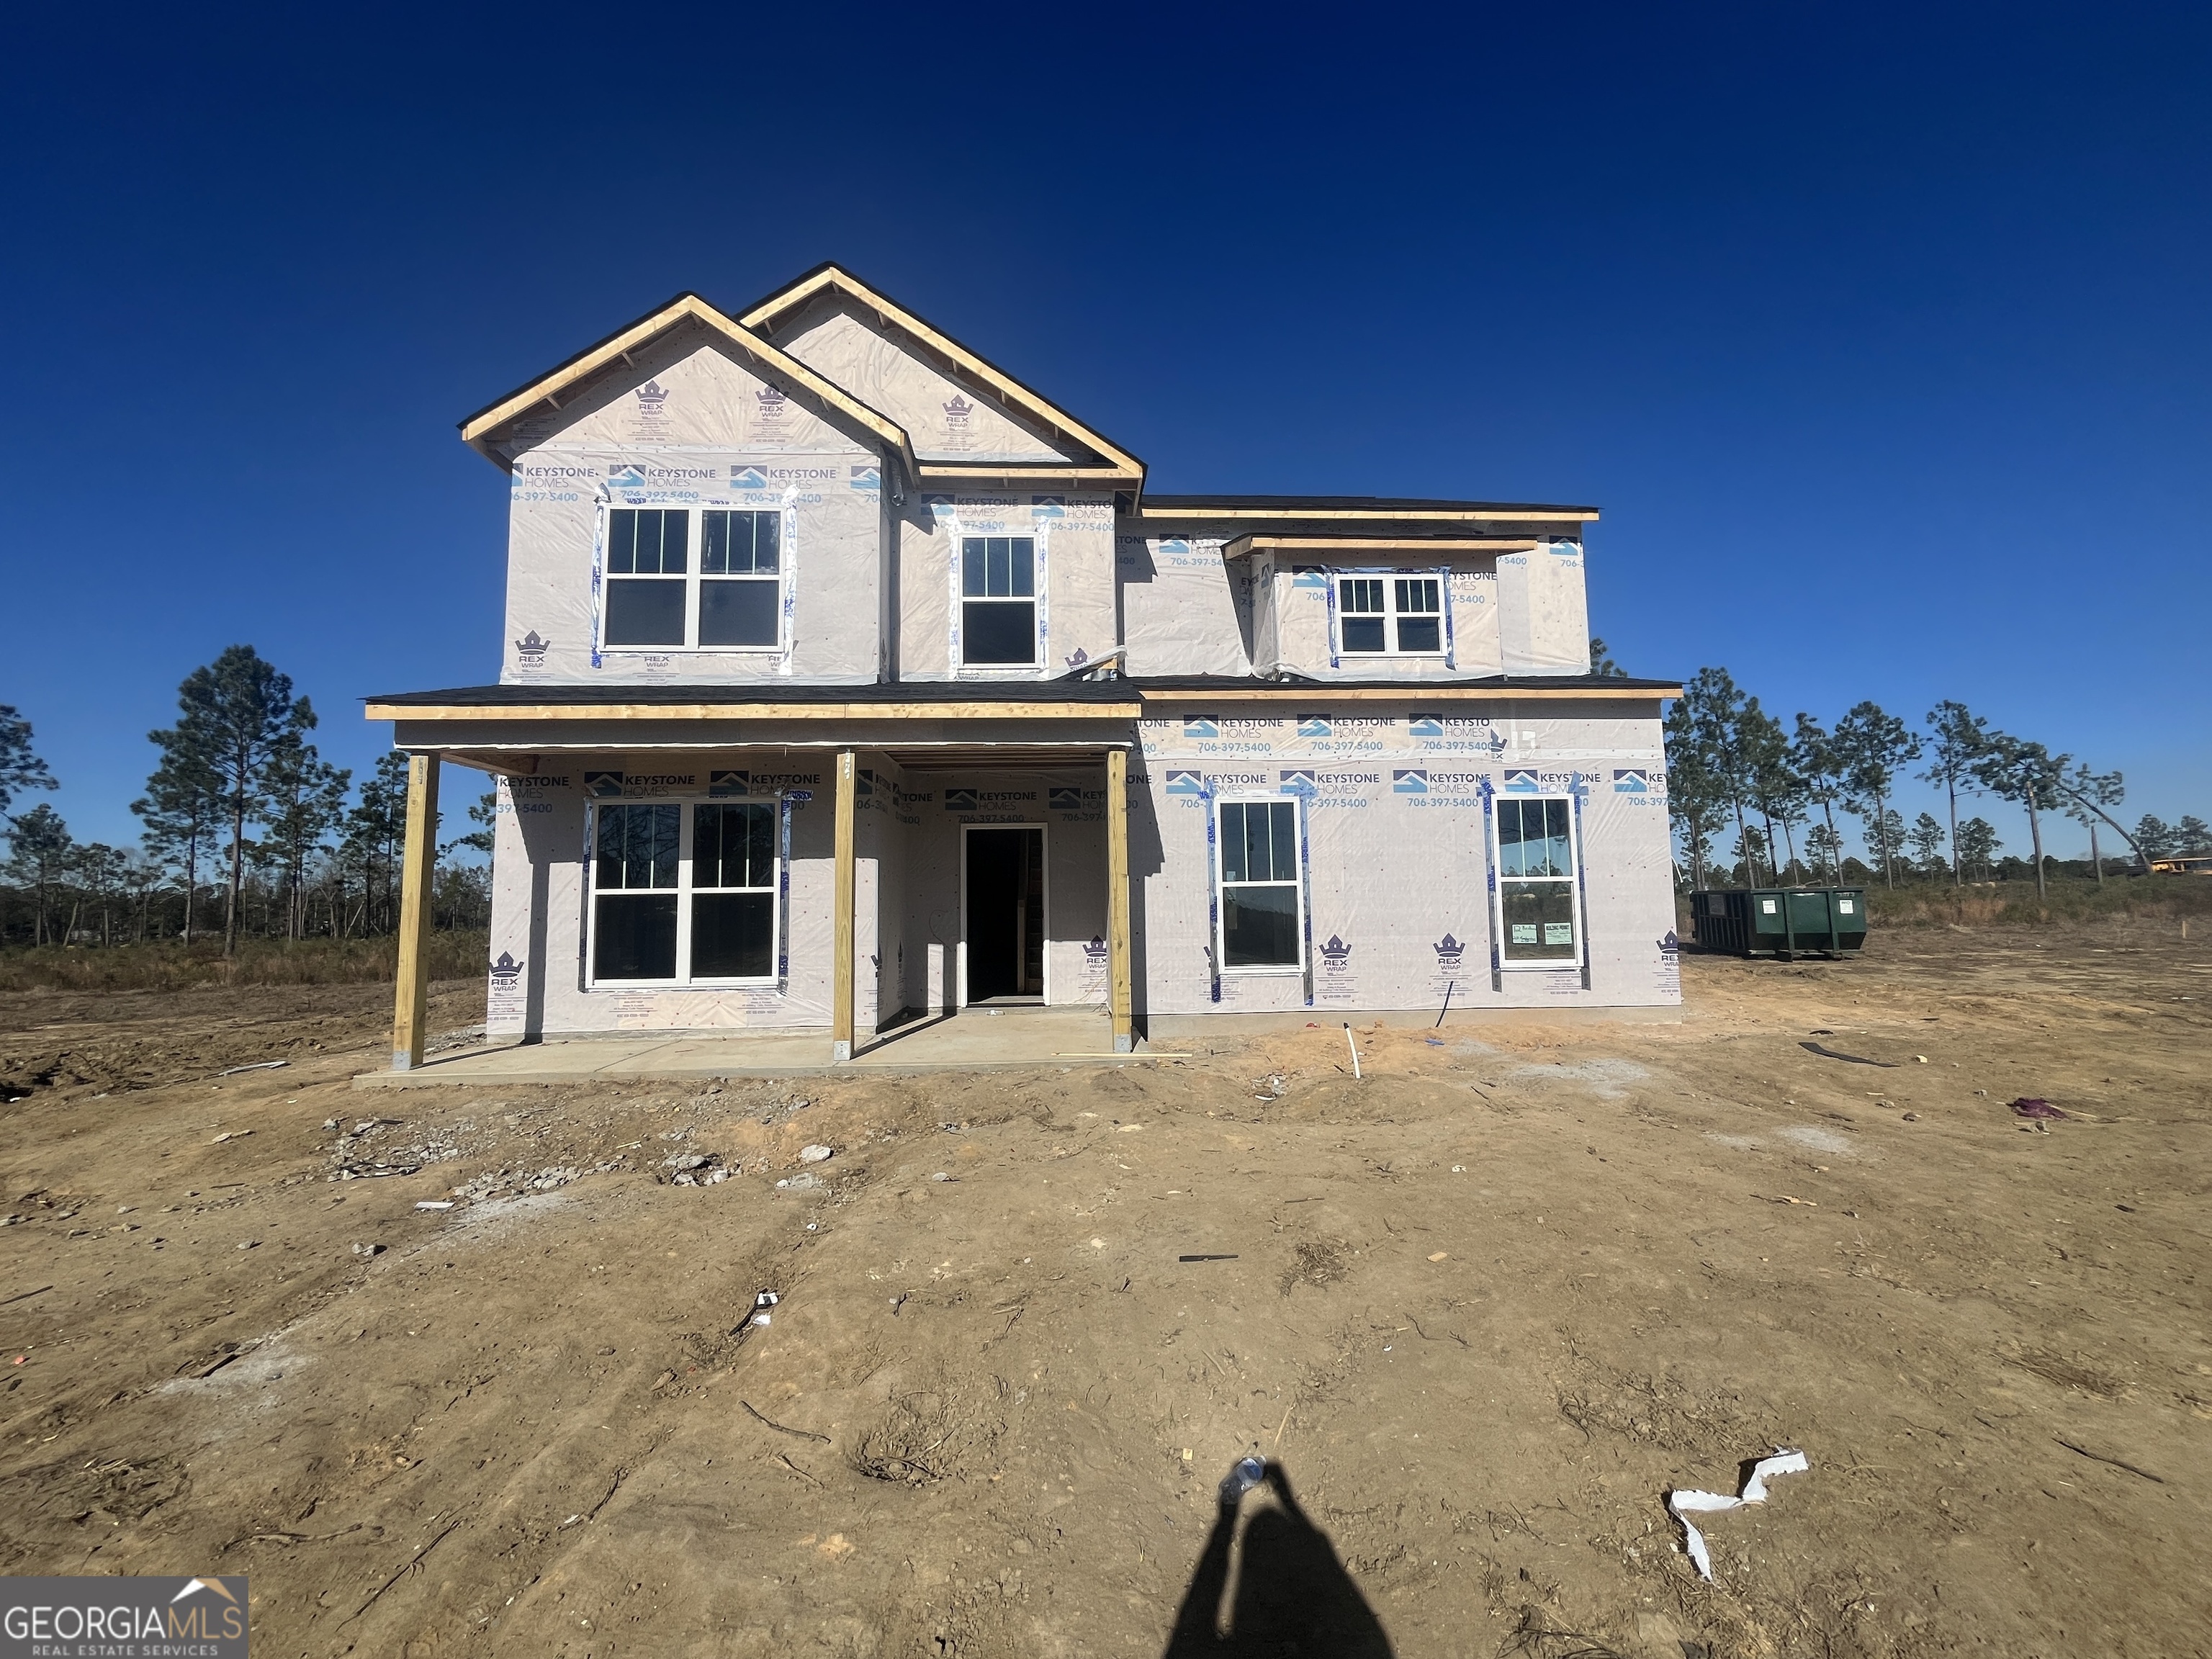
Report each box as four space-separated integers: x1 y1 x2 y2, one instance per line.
718 770 822 795
1393 770 1429 794
516 462 598 482
1613 768 1655 792
732 466 769 490
851 464 881 490
489 951 524 984
612 463 718 484
1434 933 1467 967
1048 786 1084 811
858 769 877 798
1184 718 1219 737
514 630 551 662
1291 567 1329 590
1319 935 1353 971
1278 769 1318 796
585 770 624 796
1298 717 1333 739
944 788 1037 811
1503 770 1542 793
4 1573 248 1650
1032 495 1065 518
1408 714 1496 739
1164 770 1205 797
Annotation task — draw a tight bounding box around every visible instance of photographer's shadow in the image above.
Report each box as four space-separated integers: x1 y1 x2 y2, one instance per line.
1162 1462 1393 1657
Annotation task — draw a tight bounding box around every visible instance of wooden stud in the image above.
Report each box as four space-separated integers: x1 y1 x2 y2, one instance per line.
390 752 441 1072
832 750 858 1062
1107 746 1135 1054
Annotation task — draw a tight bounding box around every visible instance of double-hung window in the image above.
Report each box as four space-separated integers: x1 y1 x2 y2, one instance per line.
1493 797 1581 966
1337 575 1442 656
590 801 780 984
603 508 783 649
1216 798 1303 971
961 536 1036 665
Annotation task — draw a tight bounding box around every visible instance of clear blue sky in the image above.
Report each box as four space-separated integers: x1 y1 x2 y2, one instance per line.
4 1 2206 862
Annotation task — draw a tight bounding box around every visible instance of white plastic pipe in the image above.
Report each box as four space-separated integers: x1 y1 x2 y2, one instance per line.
1344 1022 1361 1079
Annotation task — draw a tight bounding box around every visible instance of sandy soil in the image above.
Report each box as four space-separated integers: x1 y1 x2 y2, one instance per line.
1 929 2207 1658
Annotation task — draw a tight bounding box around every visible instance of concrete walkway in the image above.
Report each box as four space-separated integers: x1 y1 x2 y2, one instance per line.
354 1007 1151 1088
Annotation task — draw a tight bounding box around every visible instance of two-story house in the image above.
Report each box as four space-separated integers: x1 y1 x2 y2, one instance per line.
369 264 1680 1069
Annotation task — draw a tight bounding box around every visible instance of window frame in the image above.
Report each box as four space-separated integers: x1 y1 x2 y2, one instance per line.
1213 794 1306 976
1489 793 1586 971
957 534 1041 668
1333 570 1446 660
598 505 788 655
585 797 783 989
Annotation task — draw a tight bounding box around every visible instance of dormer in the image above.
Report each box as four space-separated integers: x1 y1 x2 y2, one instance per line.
1122 495 1601 681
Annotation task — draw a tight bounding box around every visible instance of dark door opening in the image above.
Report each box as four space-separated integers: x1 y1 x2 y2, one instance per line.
966 827 1045 1002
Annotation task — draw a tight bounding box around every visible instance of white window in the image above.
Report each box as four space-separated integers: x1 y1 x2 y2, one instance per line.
961 536 1037 665
1492 796 1582 967
589 801 779 984
1337 575 1442 657
602 508 783 651
1215 797 1303 971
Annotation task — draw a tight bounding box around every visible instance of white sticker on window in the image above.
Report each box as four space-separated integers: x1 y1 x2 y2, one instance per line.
1543 922 1575 945
1511 924 1538 944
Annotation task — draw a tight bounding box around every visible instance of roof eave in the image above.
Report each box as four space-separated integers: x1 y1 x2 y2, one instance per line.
455 293 919 480
739 264 1148 483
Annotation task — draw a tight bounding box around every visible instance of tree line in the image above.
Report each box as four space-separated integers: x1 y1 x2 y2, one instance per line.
1 647 491 953
1660 667 2210 897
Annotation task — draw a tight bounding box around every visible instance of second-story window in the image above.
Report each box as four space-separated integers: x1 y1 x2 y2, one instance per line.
602 507 783 651
961 536 1036 665
1337 575 1442 657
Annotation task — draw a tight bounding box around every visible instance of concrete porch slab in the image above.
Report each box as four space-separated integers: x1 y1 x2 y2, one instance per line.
354 1007 1146 1088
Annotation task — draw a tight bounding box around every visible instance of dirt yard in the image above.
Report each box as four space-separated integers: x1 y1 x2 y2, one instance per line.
2 927 2207 1658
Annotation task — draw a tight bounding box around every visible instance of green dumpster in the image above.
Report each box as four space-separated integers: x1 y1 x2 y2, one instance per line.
1690 889 1866 958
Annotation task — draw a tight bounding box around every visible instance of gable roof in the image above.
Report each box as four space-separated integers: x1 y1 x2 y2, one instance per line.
739 263 1146 487
457 292 918 477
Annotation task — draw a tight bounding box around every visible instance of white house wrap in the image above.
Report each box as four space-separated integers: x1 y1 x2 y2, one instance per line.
376 266 1680 1056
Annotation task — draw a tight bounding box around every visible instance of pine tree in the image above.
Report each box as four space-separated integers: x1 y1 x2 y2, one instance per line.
0 705 58 822
166 647 314 953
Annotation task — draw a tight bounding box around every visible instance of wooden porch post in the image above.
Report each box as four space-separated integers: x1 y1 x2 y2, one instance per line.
390 751 441 1071
1107 745 1135 1053
832 750 858 1061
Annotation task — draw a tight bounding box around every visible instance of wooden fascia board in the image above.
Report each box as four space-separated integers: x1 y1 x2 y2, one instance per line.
1223 534 1541 559
1135 685 1678 703
458 295 918 477
918 463 1144 485
436 750 541 777
367 701 1143 722
1136 507 1599 525
740 268 1144 478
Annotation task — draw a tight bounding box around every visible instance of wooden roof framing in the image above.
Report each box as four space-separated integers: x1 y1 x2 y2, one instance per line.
457 293 920 479
1220 534 1542 559
739 263 1147 487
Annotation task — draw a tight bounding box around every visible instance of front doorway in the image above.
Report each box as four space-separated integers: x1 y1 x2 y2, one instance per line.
963 825 1046 1004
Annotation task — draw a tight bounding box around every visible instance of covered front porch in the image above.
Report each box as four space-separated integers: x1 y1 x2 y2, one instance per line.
364 683 1143 1076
